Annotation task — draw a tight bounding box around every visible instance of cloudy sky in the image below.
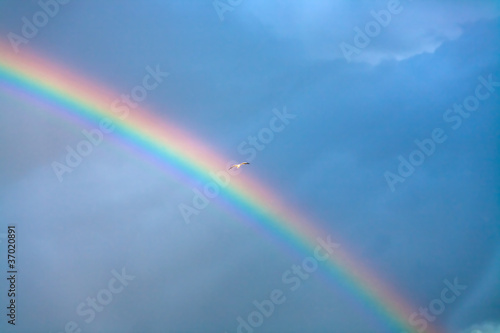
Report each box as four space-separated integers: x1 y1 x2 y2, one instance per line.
0 1 499 332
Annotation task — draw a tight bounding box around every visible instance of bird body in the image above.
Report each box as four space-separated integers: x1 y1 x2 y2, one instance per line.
229 162 250 170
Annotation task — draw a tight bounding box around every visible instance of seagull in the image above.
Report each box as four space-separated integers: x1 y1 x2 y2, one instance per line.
228 162 250 170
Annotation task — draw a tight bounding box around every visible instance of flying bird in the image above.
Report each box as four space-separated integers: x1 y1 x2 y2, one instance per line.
229 162 250 170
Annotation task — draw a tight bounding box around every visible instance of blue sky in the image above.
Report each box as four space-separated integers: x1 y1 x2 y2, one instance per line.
0 1 499 332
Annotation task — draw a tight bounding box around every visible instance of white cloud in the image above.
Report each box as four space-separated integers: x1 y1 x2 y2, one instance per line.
460 322 500 333
240 0 500 64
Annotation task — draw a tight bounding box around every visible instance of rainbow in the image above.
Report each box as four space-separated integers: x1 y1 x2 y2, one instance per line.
0 44 441 333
